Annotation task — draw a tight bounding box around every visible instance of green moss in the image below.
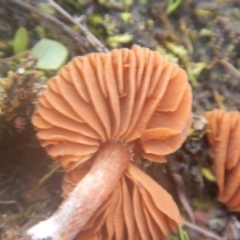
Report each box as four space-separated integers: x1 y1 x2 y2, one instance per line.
120 12 132 23
146 19 154 29
186 62 207 87
97 0 133 10
35 26 46 39
155 45 179 63
106 33 133 48
165 42 188 60
40 4 56 15
87 14 105 38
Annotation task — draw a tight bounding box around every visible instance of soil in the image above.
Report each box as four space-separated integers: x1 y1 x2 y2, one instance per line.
0 0 240 239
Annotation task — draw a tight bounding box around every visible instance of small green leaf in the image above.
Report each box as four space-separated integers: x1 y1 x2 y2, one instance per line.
201 167 216 182
106 33 133 48
178 226 189 240
13 27 29 55
31 38 68 70
166 0 182 15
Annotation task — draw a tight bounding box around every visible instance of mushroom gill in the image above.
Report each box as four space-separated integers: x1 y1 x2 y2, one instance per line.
63 163 183 240
205 109 240 212
28 45 192 240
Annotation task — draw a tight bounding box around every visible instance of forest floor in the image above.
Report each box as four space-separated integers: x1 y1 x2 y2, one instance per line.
0 0 240 239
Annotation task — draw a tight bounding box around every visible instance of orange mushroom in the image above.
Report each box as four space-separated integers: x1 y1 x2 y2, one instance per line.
27 45 192 240
205 109 240 212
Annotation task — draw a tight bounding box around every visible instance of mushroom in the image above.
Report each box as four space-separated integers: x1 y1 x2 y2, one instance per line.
205 109 240 211
27 45 192 240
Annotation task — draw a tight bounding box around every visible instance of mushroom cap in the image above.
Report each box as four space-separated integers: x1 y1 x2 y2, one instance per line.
205 109 240 211
32 45 192 171
62 163 183 240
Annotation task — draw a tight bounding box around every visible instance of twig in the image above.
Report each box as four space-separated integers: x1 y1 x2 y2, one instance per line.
0 50 30 63
172 172 195 223
207 58 240 78
217 59 240 78
0 200 24 215
183 221 223 240
47 0 109 53
9 0 103 54
212 88 225 111
206 58 218 70
167 158 195 223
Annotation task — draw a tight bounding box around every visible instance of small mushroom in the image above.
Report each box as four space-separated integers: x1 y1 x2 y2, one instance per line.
205 109 240 211
28 45 192 240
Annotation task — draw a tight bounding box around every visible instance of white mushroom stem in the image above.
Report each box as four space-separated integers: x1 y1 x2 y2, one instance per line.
27 141 131 240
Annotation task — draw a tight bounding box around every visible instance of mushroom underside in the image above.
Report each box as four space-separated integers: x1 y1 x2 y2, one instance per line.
205 109 240 211
63 163 182 240
28 45 192 240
